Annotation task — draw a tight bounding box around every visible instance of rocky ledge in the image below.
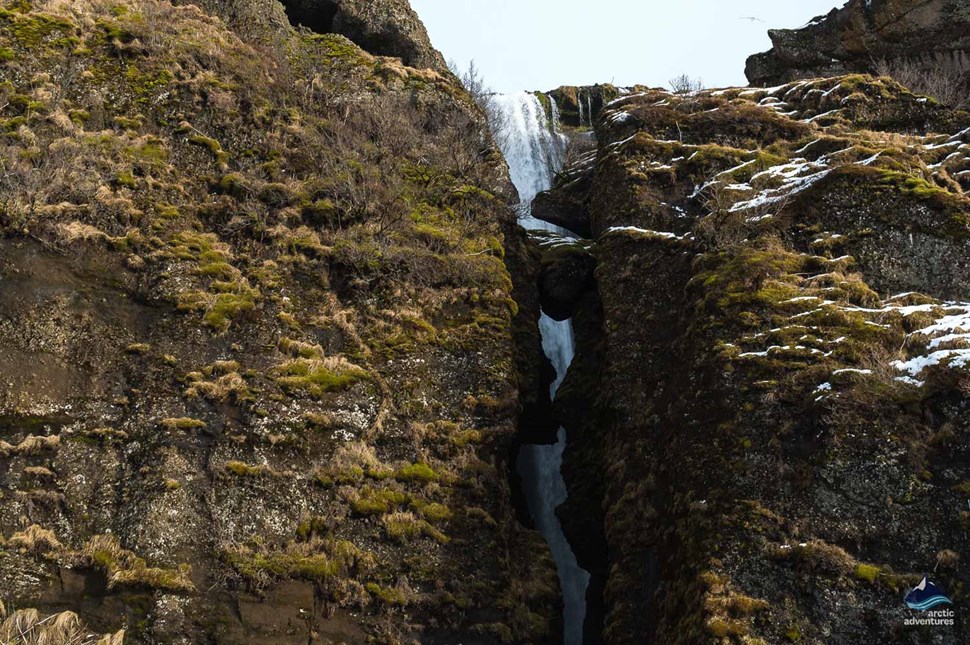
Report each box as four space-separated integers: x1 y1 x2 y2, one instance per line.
536 75 970 643
746 0 970 88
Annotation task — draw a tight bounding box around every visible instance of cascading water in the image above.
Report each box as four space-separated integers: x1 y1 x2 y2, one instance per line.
492 91 591 644
492 92 570 234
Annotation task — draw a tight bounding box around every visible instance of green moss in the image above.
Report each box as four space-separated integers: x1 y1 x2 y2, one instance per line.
394 462 438 483
301 198 337 223
351 488 408 516
257 182 294 207
1 10 78 50
0 47 14 62
125 342 150 354
160 417 205 430
227 550 338 581
279 337 323 359
275 358 366 398
195 259 235 279
217 172 248 196
412 501 452 522
366 582 409 606
115 170 137 188
306 33 370 66
203 290 257 333
113 115 142 131
132 138 167 164
225 461 264 477
383 513 449 544
66 109 90 126
706 617 748 638
853 563 881 584
875 169 952 201
679 144 752 182
188 134 228 164
96 16 134 43
534 91 552 124
80 535 194 593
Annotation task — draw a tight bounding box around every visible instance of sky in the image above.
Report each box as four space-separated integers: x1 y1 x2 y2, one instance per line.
410 0 847 93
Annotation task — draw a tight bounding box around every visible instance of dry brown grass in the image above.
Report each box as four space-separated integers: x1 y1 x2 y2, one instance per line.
0 602 124 644
0 435 61 457
78 534 194 593
8 525 63 555
184 372 251 402
873 57 968 109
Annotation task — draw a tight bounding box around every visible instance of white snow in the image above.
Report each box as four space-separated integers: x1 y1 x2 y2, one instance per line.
606 226 689 241
893 349 970 376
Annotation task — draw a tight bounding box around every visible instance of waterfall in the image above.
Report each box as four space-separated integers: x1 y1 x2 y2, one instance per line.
549 94 563 135
491 91 590 644
492 92 570 235
517 315 590 644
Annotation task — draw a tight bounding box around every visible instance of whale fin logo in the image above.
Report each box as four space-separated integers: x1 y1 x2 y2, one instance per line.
905 577 952 611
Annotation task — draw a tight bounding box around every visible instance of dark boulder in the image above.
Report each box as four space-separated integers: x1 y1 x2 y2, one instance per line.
538 243 596 321
532 185 592 239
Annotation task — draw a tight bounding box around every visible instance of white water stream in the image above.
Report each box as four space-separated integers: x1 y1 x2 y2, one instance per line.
492 91 590 644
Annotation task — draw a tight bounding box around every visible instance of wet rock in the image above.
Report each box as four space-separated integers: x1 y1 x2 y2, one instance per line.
538 242 596 321
532 183 592 238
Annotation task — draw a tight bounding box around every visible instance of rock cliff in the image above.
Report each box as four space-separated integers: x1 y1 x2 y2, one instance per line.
0 0 557 642
746 0 970 87
536 76 970 642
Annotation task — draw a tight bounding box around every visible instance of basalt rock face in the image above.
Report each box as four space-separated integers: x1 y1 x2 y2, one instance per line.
174 0 448 72
746 0 970 87
278 0 448 72
0 1 558 642
544 77 970 643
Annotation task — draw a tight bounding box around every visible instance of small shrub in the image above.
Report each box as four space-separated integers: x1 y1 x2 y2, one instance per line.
670 73 704 94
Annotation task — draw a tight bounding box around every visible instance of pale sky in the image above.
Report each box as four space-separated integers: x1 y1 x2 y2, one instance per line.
410 0 847 93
